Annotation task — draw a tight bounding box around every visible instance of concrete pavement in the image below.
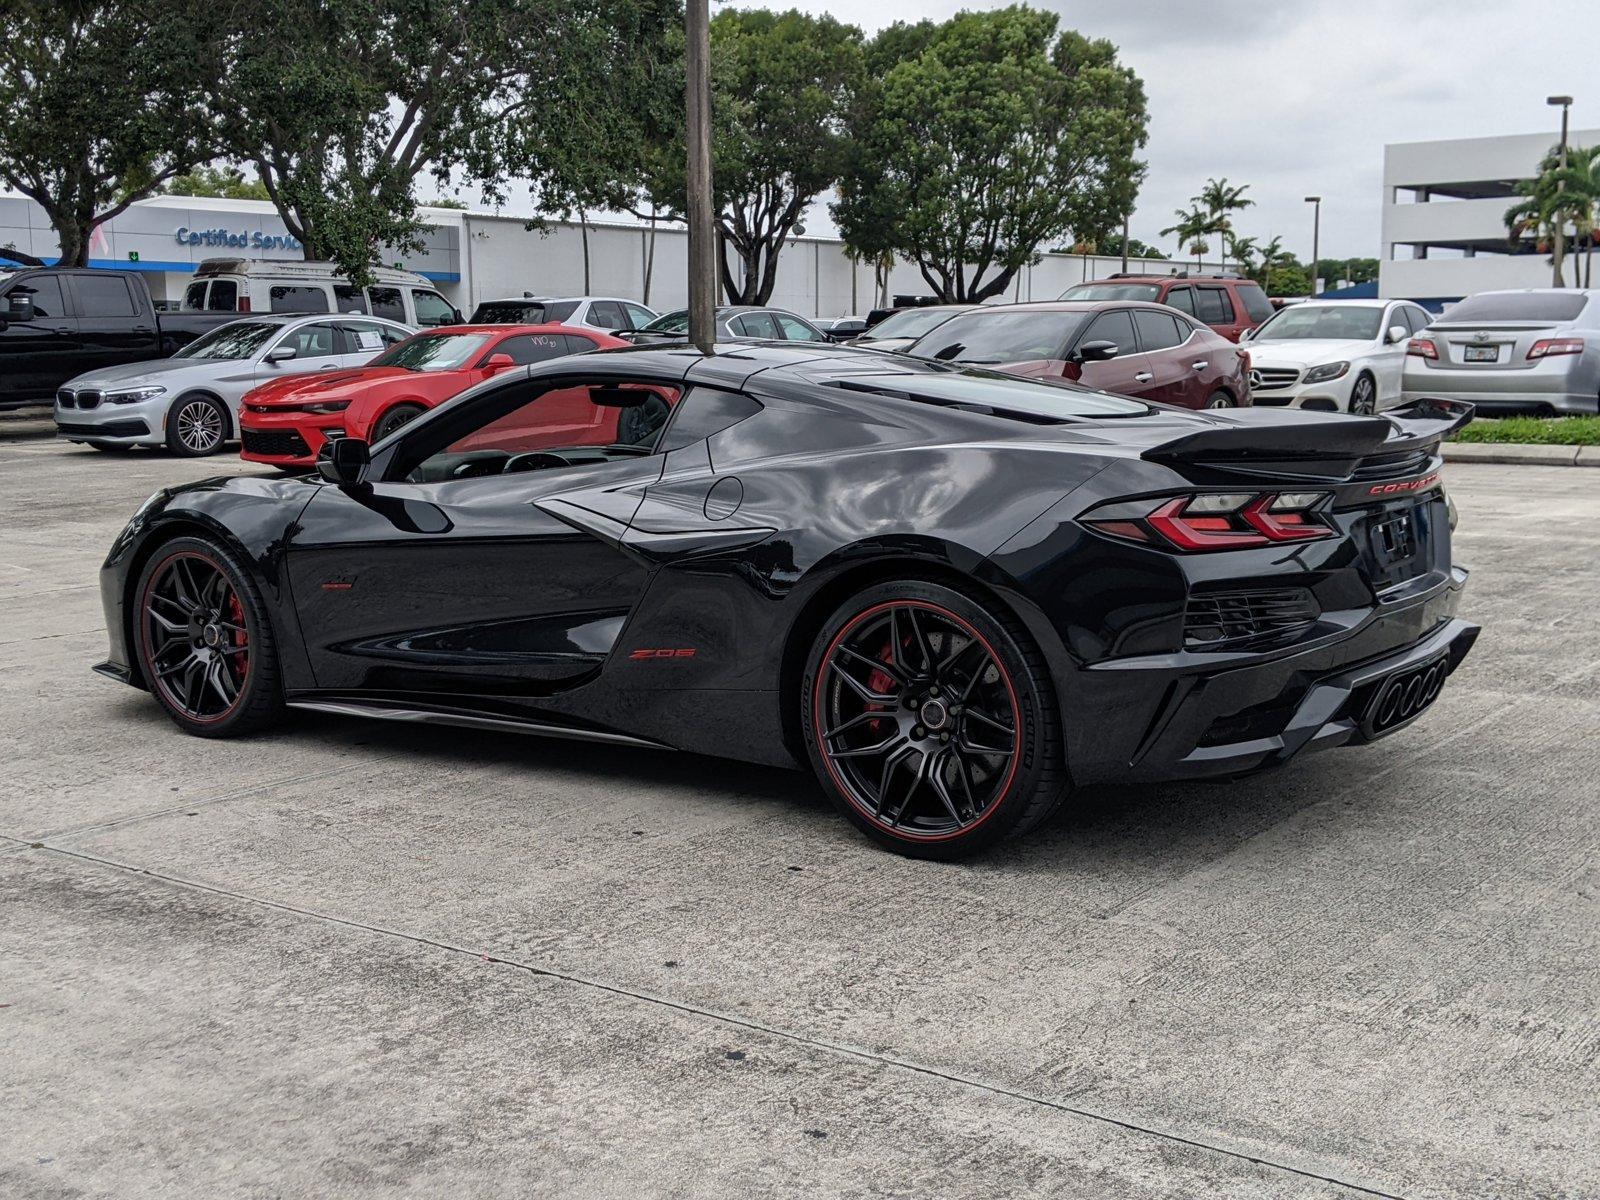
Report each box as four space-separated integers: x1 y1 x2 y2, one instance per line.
2 436 1596 1198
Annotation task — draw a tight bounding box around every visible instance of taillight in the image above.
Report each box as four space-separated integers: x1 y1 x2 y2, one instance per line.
237 296 251 313
1527 337 1585 359
1085 491 1334 552
1406 338 1437 359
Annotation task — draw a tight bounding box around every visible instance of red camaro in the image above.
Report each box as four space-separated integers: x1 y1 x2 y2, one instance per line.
239 324 628 467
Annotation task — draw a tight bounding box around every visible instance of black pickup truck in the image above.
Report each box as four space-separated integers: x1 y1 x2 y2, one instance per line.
0 267 236 409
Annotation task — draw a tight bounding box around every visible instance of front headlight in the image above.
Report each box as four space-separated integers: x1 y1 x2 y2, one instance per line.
1302 361 1350 384
106 385 167 405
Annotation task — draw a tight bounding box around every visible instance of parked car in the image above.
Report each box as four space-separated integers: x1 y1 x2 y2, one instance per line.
816 315 869 342
1058 273 1274 342
624 306 829 344
1 267 238 408
850 305 976 353
238 324 626 468
1403 288 1600 415
907 301 1251 409
97 341 1478 859
54 314 412 456
468 294 658 333
1241 299 1431 413
180 258 462 328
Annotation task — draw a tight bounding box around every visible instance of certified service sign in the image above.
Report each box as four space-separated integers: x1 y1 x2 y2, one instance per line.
174 227 303 253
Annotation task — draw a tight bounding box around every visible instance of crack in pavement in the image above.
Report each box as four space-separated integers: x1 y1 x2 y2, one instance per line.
21 841 1416 1200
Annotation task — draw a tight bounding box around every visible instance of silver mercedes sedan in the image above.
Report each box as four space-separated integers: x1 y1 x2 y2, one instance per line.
1402 288 1600 416
54 312 414 456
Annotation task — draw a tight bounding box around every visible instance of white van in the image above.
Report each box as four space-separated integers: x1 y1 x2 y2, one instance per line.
180 259 462 328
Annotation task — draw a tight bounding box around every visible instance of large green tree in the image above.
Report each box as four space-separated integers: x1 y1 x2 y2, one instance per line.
833 7 1147 303
219 0 673 285
0 0 217 266
1506 144 1600 288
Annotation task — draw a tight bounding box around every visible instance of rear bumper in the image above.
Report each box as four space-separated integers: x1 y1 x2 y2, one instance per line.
1067 567 1476 784
1402 362 1599 414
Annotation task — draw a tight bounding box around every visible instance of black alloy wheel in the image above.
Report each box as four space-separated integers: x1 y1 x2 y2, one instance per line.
1349 374 1377 415
1206 390 1234 409
134 537 284 736
372 403 427 441
802 581 1066 858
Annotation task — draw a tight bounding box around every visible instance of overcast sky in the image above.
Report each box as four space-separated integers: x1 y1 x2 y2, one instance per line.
714 0 1598 261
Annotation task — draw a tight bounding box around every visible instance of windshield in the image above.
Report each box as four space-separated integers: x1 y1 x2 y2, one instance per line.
372 333 491 371
1252 305 1383 341
1440 292 1589 323
1059 283 1163 302
864 307 966 340
910 310 1088 364
172 321 281 361
469 300 579 324
641 310 690 333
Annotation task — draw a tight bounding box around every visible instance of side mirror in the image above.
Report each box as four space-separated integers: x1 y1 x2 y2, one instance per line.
315 437 370 486
5 293 35 322
483 352 515 373
1386 324 1408 344
1239 326 1254 342
265 344 297 363
1074 339 1120 363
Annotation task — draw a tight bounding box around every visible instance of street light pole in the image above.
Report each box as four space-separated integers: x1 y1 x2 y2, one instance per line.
1304 196 1321 296
684 0 715 353
1548 94 1573 288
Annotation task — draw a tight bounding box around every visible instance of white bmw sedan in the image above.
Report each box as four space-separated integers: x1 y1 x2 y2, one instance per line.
1242 299 1434 414
55 313 413 456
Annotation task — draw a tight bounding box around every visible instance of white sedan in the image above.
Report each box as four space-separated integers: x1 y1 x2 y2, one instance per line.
1241 299 1434 413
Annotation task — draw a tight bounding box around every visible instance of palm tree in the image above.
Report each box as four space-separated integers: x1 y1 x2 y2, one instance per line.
1198 178 1255 271
1226 234 1259 279
1506 144 1600 287
1161 205 1212 271
1256 234 1285 290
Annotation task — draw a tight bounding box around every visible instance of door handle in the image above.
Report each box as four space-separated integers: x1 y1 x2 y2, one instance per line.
131 325 152 332
317 363 338 370
1134 372 1153 383
49 327 73 335
1191 360 1209 370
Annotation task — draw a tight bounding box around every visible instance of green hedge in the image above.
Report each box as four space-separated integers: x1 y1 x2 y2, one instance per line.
1453 416 1600 446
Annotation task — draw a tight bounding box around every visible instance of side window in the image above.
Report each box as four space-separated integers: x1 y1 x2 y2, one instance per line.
588 300 626 331
333 284 368 314
206 280 237 311
656 387 763 454
411 289 456 327
269 285 331 313
623 303 656 329
493 333 575 365
1079 309 1137 354
367 287 405 322
1196 287 1234 323
1132 309 1184 352
15 274 67 318
561 333 600 354
73 273 138 317
1407 306 1433 334
182 280 209 311
734 312 779 339
273 322 338 359
1166 287 1195 315
776 313 825 341
339 320 399 355
398 380 685 482
1237 283 1275 323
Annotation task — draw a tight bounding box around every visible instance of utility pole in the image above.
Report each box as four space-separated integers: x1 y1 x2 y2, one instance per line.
684 0 715 353
1120 211 1129 273
1548 94 1573 288
1304 196 1321 296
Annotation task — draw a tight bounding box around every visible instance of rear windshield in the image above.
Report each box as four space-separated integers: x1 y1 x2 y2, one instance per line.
470 300 580 324
831 368 1146 420
1252 304 1383 341
172 321 280 361
1058 282 1163 302
1440 292 1589 323
863 307 967 340
642 310 690 333
910 309 1088 364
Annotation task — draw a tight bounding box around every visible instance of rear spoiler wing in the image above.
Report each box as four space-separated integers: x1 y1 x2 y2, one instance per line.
1141 398 1474 468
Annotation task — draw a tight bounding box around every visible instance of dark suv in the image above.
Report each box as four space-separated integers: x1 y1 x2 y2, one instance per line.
1058 274 1274 343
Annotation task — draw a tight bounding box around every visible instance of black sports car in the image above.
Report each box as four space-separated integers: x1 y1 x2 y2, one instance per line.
95 343 1479 858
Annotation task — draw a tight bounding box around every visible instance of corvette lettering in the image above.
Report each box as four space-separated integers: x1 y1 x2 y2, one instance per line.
1368 473 1440 496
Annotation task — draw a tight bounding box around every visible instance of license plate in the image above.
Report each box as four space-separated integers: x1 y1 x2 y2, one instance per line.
1365 502 1431 590
1463 345 1499 363
1362 655 1449 737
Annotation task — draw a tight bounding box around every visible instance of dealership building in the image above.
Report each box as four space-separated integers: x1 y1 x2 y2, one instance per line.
1381 127 1600 304
1 191 1205 319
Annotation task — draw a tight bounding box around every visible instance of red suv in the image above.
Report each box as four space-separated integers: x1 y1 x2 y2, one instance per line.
907 301 1252 410
1059 274 1274 342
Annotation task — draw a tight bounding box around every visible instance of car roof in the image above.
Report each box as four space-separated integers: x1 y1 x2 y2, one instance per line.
402 322 606 338
476 295 642 305
1079 274 1244 284
953 300 1196 315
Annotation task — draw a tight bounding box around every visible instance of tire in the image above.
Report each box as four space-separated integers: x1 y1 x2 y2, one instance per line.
1349 373 1377 415
165 394 229 456
372 403 427 442
1205 390 1234 409
799 579 1067 860
132 535 285 738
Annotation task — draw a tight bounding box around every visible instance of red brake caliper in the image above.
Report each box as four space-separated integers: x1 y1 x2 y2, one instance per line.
227 592 249 682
